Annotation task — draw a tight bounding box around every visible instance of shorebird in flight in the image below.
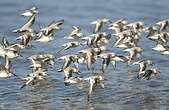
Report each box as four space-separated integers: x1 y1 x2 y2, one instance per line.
64 26 84 39
58 67 81 80
91 19 111 33
13 14 36 33
40 19 64 36
0 56 17 78
138 69 160 80
21 68 48 88
20 7 38 16
133 59 154 72
83 75 104 101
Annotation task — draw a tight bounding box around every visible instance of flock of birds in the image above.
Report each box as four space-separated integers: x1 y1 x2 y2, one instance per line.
1 7 169 101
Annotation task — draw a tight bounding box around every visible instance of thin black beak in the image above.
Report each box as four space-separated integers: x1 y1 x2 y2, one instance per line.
20 83 26 89
12 73 22 80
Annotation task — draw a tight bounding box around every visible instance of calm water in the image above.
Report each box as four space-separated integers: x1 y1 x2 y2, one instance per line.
0 0 169 110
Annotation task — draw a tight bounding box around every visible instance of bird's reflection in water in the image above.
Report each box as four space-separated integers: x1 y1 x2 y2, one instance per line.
118 86 160 110
20 78 56 110
59 83 111 110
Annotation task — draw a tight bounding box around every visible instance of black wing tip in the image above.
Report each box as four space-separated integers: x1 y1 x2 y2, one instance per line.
58 19 64 25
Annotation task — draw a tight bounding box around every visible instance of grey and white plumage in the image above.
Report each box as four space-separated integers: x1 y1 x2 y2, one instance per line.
0 56 16 78
64 26 84 39
58 54 78 69
149 32 169 43
127 21 144 32
151 43 167 52
159 44 169 55
16 32 35 45
123 46 143 64
2 33 34 51
160 49 169 55
7 41 34 51
73 53 88 68
13 14 36 33
40 19 64 36
57 41 81 53
21 68 48 88
138 69 160 80
113 31 128 47
58 67 81 80
97 52 116 72
28 54 55 72
91 19 111 33
113 29 140 48
64 76 83 86
156 20 169 33
143 26 158 37
109 19 128 33
111 55 130 66
83 75 104 101
149 32 169 52
1 37 9 48
92 32 110 47
115 42 136 49
0 44 20 59
79 47 106 69
35 32 54 43
82 32 110 48
20 7 38 16
109 19 128 27
35 19 64 42
133 59 153 72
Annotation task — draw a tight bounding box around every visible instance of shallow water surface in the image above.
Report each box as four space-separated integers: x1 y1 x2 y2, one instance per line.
0 0 169 110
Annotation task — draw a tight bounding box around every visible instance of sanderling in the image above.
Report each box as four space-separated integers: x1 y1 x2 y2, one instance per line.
0 56 17 78
91 19 111 33
78 47 106 69
57 41 81 53
40 19 64 36
109 19 128 33
127 21 144 32
35 32 54 43
138 69 160 80
83 75 104 101
13 14 36 33
97 52 116 72
58 54 78 69
21 68 48 88
64 26 84 39
58 67 81 80
156 19 169 33
64 76 83 86
123 46 143 64
143 26 158 37
20 7 38 16
133 59 154 72
0 47 20 59
27 54 55 72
